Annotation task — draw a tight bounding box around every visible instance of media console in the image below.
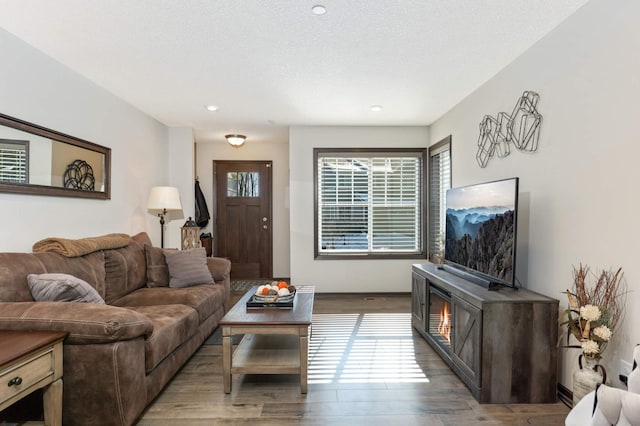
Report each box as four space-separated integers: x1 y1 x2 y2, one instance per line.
411 263 559 403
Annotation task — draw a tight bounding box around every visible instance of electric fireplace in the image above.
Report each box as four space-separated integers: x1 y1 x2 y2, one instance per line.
412 263 560 404
427 284 451 354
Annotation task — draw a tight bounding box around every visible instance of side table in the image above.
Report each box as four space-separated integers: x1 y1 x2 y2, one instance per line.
0 330 67 426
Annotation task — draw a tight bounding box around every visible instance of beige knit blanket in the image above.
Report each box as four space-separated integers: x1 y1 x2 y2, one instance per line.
32 233 131 257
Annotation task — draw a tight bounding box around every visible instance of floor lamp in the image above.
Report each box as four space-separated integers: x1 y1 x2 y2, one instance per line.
147 186 182 248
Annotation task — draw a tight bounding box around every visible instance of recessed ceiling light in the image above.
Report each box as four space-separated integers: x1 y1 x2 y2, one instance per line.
312 5 326 15
370 105 384 112
206 105 219 112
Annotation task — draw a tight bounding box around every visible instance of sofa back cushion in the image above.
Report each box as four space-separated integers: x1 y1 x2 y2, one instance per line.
36 251 106 298
0 251 106 302
131 232 152 248
0 253 48 302
104 238 147 304
145 245 170 288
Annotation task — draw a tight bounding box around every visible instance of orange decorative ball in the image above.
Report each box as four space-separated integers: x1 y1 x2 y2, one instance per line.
261 287 270 295
277 281 288 289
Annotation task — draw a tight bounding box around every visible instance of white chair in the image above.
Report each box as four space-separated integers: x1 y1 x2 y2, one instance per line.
566 346 640 425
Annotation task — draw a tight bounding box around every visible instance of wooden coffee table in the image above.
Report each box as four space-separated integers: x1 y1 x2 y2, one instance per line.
220 286 314 394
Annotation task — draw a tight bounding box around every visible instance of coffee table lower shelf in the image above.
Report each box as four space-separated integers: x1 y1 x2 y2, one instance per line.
222 332 309 394
232 334 301 373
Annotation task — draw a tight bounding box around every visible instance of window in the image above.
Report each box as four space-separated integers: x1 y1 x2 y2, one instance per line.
227 172 259 197
314 148 426 259
428 136 451 261
0 139 28 184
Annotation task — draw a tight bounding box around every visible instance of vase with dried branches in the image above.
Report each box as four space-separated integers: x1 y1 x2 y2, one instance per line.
560 263 626 405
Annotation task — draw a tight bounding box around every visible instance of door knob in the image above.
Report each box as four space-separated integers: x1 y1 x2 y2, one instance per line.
263 225 268 229
262 217 268 222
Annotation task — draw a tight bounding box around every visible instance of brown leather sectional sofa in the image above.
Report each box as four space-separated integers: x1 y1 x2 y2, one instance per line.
0 232 231 425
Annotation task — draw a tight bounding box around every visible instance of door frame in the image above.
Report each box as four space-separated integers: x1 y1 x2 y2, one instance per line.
212 160 273 278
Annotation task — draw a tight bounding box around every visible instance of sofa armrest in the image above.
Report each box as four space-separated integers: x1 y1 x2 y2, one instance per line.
0 301 154 344
207 257 231 311
206 256 231 280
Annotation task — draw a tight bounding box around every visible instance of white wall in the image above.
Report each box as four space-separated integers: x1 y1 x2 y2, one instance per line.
289 126 430 293
196 139 290 278
0 28 169 251
165 127 194 249
430 0 640 390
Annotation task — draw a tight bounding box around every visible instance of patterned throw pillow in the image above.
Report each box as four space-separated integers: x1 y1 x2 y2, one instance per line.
163 248 214 288
27 273 105 304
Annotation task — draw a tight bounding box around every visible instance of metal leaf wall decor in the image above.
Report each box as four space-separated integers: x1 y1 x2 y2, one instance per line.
476 91 542 168
63 159 95 191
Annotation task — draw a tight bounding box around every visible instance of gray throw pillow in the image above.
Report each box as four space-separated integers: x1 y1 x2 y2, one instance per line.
27 273 106 304
163 247 214 288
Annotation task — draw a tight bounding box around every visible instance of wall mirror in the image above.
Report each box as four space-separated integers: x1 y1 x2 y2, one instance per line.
0 113 111 199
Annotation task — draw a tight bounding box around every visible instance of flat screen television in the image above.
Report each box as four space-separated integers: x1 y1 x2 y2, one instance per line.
444 177 519 289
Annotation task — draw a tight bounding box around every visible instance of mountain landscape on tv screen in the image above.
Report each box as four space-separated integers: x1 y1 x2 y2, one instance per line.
445 206 515 282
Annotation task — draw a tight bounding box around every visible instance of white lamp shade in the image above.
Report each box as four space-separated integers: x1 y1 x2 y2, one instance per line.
147 186 182 211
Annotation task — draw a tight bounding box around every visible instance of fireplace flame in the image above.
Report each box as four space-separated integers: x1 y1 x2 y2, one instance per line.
438 303 451 342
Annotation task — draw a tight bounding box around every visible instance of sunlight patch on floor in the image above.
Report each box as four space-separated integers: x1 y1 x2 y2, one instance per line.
308 313 430 384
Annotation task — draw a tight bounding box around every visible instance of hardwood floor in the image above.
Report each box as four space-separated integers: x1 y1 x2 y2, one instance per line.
137 293 570 426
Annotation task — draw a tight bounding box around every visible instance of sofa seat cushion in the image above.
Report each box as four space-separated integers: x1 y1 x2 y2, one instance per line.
127 304 199 372
111 285 226 323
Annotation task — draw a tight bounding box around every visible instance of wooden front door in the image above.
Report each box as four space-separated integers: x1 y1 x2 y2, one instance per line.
213 161 272 279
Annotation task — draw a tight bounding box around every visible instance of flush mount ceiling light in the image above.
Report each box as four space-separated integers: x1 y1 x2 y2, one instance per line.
205 105 219 112
312 5 326 15
225 134 246 147
370 105 384 112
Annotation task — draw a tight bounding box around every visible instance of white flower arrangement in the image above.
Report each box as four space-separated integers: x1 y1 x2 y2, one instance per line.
581 340 600 356
580 304 601 322
561 264 626 360
593 325 612 341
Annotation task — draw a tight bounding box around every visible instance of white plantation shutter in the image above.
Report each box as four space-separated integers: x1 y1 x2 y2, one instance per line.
0 140 28 184
316 151 424 256
428 138 451 259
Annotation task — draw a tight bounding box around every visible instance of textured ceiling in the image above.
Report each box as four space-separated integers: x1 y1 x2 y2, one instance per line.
0 0 589 144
